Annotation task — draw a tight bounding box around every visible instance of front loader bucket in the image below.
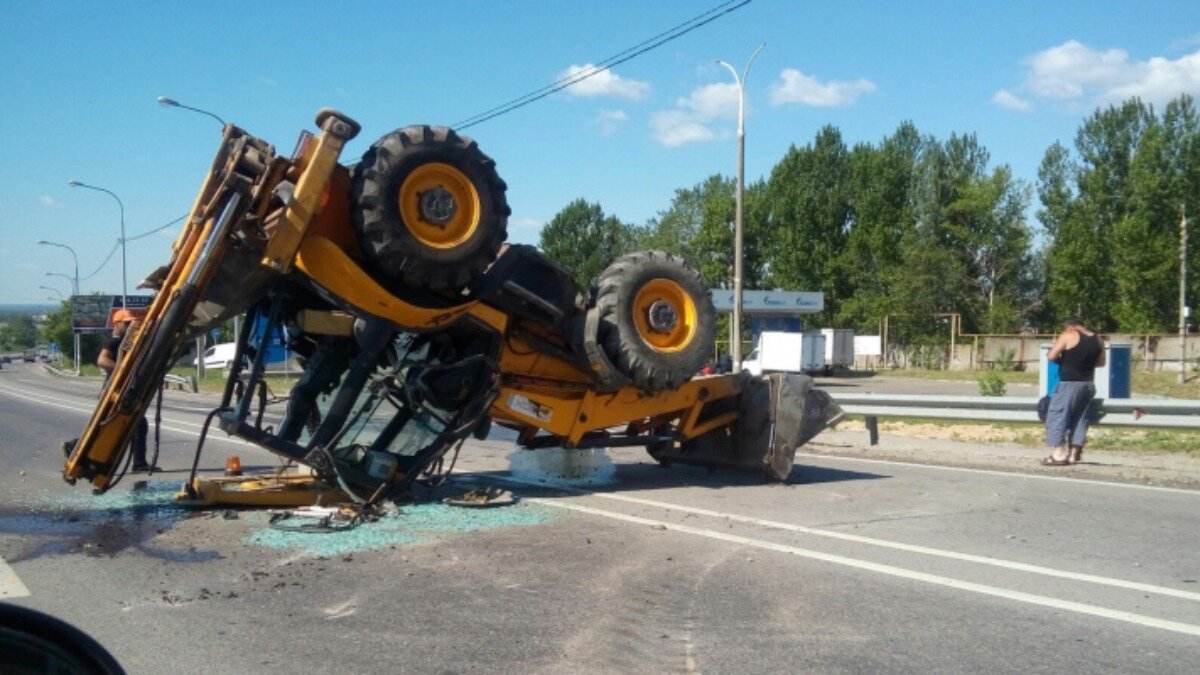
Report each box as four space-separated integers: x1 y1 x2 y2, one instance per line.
652 373 844 481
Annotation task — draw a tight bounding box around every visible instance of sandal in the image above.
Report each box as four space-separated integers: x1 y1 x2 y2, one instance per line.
1069 447 1083 464
1041 456 1070 466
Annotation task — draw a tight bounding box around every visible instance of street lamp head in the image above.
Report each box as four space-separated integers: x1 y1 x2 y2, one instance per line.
38 240 48 245
68 179 82 187
157 95 226 127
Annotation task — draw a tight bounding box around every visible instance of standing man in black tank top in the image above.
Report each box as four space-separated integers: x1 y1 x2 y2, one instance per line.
1042 318 1105 466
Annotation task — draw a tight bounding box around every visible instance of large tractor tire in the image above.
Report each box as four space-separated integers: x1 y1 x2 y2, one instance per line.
350 125 510 292
594 251 716 392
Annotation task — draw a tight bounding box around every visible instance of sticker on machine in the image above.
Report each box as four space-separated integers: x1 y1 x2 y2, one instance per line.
507 393 553 422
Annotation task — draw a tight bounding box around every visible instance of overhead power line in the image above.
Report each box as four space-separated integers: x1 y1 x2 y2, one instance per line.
80 241 120 281
80 213 188 281
126 213 187 241
452 0 753 130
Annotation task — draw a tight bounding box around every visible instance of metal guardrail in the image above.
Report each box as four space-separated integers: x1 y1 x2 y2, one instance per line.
163 373 198 392
827 393 1200 430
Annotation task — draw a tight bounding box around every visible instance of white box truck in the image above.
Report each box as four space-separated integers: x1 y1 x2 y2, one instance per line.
742 331 826 376
820 328 855 374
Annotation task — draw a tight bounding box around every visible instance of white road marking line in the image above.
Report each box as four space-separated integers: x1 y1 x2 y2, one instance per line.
1 381 282 426
0 384 255 449
527 497 1200 637
797 451 1200 495
0 557 31 599
0 383 212 429
491 475 1200 602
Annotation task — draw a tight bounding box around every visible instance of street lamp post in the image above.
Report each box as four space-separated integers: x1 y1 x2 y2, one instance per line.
1181 206 1189 385
43 271 83 374
717 43 765 374
45 271 74 289
158 95 241 343
38 240 79 295
68 180 126 308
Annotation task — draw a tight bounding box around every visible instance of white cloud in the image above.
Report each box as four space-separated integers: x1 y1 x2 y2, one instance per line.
648 82 738 148
676 82 739 119
592 109 628 137
507 217 543 246
992 88 1033 112
769 68 876 107
561 64 650 101
1169 32 1200 53
650 110 717 147
1019 40 1200 106
39 195 60 208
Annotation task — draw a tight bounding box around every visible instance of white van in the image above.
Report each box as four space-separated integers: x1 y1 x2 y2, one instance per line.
741 331 826 376
193 342 238 369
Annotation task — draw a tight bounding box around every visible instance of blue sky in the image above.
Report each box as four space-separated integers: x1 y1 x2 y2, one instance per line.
2 1 1199 303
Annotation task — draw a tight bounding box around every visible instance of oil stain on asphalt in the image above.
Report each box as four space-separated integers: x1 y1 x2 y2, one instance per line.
0 480 213 563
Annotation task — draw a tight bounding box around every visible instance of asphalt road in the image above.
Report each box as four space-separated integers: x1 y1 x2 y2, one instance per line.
1 362 1198 674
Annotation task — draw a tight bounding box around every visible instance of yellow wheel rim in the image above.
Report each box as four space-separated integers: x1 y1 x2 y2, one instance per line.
398 163 481 249
632 278 697 353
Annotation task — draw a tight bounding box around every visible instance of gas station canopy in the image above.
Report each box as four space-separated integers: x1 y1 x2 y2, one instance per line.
709 290 823 315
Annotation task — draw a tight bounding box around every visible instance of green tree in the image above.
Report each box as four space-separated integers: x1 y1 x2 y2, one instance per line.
900 132 1032 334
539 199 636 289
638 174 768 290
762 125 852 324
946 166 1032 332
638 182 708 263
1057 100 1152 328
837 123 920 332
1112 117 1178 331
40 301 105 367
1040 95 1200 332
0 314 37 349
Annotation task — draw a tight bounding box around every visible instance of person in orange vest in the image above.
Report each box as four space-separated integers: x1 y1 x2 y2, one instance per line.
97 310 150 472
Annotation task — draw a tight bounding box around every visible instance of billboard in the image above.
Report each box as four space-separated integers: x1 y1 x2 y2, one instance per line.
71 295 155 331
71 295 115 331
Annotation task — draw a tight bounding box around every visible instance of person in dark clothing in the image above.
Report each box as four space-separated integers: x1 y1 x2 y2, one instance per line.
1042 317 1105 466
97 317 150 472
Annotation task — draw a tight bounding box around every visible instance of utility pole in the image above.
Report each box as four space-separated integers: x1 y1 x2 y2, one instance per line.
1181 205 1189 385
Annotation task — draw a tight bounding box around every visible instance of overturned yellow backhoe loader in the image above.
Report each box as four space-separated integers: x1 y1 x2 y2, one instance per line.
63 109 842 503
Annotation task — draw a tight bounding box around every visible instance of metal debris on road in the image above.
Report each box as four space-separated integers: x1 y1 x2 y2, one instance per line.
443 487 516 508
267 504 377 533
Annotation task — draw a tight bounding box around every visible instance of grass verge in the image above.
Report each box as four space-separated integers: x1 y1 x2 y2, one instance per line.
838 416 1200 456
